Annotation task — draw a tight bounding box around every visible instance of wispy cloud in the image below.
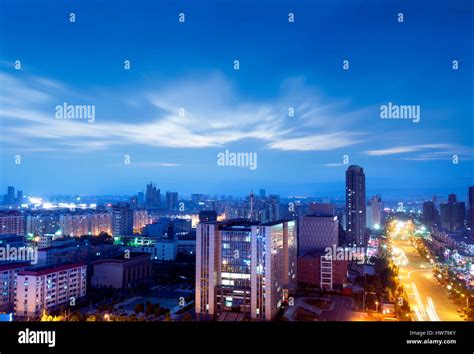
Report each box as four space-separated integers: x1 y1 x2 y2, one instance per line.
322 163 344 167
364 144 474 161
364 144 452 156
129 161 182 168
268 132 366 151
0 71 368 153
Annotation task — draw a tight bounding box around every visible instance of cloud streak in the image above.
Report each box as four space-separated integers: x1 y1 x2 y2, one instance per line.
364 144 474 161
0 71 368 153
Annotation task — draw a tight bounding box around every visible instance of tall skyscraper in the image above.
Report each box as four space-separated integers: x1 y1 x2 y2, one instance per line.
3 186 15 205
468 186 474 229
259 189 266 199
16 190 23 205
166 191 178 211
448 193 457 204
196 219 296 320
129 195 138 209
423 200 439 231
440 194 465 232
137 192 145 206
260 194 280 223
345 165 366 246
252 220 297 319
145 183 160 208
366 196 383 230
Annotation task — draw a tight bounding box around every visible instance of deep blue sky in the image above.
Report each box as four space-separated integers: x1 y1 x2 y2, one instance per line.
0 0 473 199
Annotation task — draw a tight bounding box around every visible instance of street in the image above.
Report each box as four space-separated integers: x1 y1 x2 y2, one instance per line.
393 237 463 321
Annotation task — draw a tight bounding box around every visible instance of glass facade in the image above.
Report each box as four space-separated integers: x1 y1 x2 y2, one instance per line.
219 229 252 311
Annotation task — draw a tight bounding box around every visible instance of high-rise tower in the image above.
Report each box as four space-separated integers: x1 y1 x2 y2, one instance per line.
345 165 366 246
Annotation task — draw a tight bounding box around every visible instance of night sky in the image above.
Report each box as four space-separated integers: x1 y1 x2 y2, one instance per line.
0 0 472 199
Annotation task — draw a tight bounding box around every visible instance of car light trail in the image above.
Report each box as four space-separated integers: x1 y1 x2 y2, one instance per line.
426 297 441 321
411 282 426 320
413 305 424 321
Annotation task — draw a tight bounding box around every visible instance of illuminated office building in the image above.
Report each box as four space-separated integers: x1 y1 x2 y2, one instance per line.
196 219 296 320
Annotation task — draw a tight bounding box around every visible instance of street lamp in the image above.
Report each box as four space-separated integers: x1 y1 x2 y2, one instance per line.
104 314 110 322
375 301 379 313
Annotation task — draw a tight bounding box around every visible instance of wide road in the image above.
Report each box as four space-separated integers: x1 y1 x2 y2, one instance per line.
392 238 462 321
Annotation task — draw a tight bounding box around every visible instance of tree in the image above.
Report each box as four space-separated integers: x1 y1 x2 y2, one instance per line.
41 314 53 322
467 308 474 321
145 303 154 316
182 313 193 321
134 303 145 314
154 307 161 318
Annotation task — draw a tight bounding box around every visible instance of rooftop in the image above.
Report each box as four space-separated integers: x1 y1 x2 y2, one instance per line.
18 262 85 276
92 252 150 265
260 219 294 226
0 262 30 272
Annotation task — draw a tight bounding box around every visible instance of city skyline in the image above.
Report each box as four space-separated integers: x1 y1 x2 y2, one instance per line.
1 178 473 204
2 181 473 205
0 1 473 352
0 0 473 198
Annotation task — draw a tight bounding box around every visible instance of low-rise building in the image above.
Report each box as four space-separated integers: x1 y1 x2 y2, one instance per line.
15 263 87 318
91 252 151 289
0 262 30 312
154 239 177 261
0 234 25 249
143 222 165 238
297 254 348 291
177 238 196 255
